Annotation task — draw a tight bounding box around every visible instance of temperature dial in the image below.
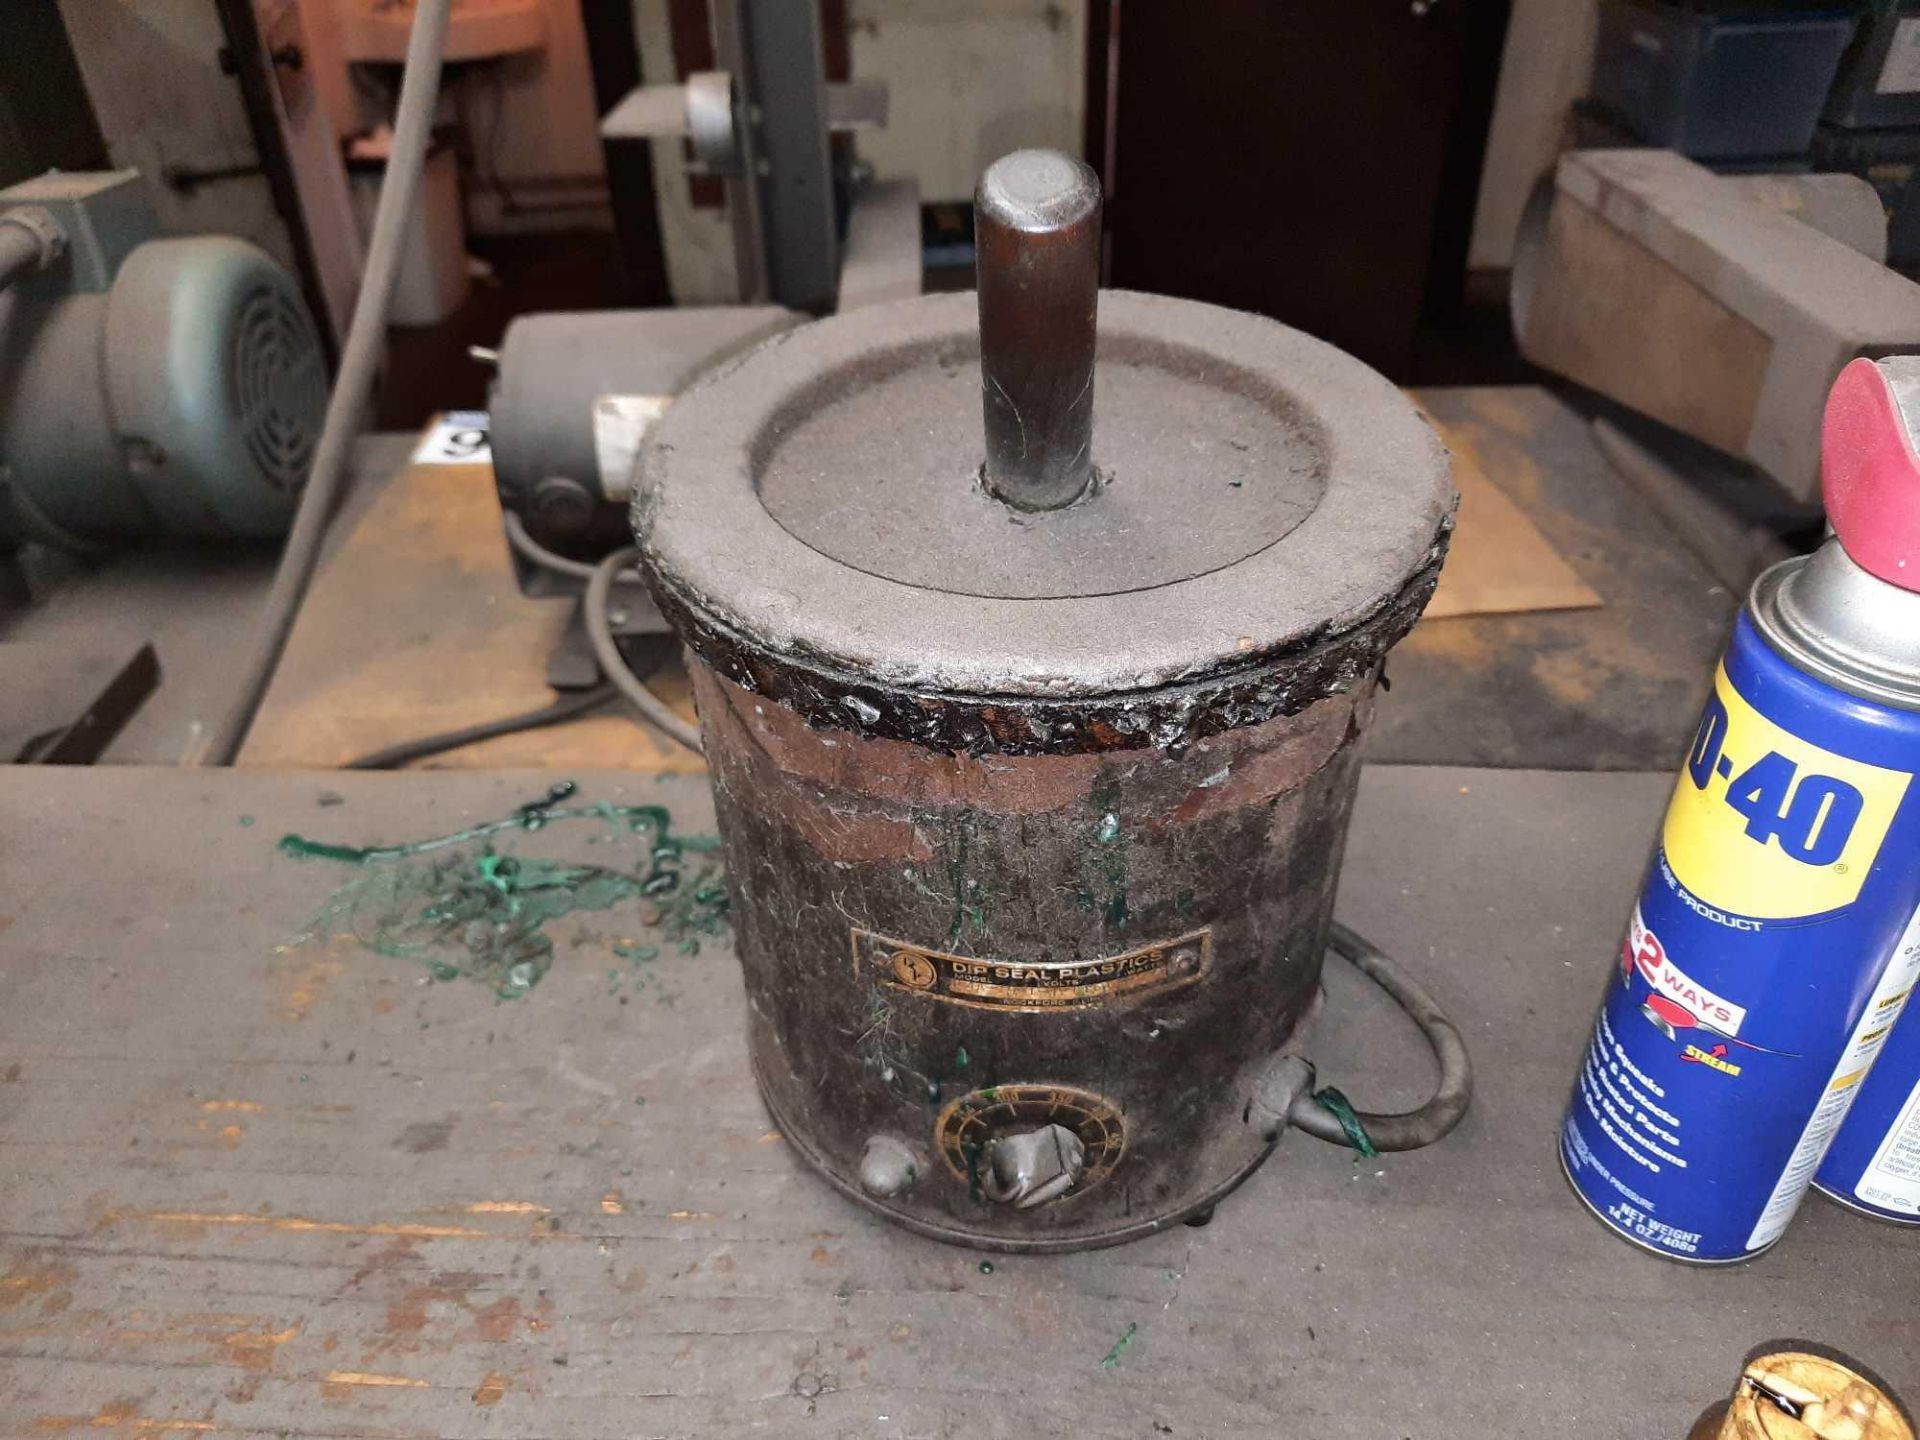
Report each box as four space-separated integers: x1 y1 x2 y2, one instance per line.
934 1083 1126 1204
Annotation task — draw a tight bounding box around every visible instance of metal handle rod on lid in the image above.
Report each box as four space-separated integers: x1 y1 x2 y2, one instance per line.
975 149 1102 511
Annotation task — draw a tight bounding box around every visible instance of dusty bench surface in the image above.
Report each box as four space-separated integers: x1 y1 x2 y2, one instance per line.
1 764 1912 1437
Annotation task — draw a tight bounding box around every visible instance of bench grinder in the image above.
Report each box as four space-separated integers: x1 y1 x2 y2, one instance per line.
635 151 1472 1251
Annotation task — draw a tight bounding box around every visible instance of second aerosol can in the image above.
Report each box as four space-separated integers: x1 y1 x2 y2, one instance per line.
1561 356 1920 1263
1814 999 1920 1224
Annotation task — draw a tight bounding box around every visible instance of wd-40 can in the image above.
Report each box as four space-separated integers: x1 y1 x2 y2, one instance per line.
1561 356 1920 1263
1814 1002 1920 1224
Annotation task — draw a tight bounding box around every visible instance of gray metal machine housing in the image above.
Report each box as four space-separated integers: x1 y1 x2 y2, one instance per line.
0 171 327 547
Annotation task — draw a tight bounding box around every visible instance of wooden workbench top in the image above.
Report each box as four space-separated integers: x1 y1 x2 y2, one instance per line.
1 763 1910 1436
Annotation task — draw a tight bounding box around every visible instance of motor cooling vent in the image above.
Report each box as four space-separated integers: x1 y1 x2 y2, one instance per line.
231 286 325 493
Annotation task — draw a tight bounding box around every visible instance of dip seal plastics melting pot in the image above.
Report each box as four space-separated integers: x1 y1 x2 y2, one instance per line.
633 150 1473 1251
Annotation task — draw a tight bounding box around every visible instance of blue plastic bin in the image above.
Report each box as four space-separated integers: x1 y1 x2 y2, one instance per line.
1591 0 1859 158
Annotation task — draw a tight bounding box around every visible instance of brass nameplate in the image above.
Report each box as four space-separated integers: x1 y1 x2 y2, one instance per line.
851 928 1211 1012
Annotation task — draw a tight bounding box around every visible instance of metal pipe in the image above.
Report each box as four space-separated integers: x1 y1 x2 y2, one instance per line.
0 207 64 296
0 225 42 295
976 149 1101 511
196 0 453 765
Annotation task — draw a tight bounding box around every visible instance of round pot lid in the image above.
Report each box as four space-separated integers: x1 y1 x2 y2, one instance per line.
636 288 1453 701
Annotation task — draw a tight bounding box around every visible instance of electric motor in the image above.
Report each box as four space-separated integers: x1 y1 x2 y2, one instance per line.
0 171 325 547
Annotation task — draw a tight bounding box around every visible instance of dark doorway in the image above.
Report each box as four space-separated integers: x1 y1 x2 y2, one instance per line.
1087 0 1511 381
0 6 108 187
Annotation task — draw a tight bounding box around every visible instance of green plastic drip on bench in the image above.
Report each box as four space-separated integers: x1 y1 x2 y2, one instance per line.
277 798 720 864
277 791 729 999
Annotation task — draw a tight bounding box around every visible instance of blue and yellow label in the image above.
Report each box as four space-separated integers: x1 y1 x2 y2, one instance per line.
1565 614 1920 1262
1662 666 1912 920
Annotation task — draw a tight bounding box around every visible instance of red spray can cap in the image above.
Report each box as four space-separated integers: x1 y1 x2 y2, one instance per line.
1823 356 1920 593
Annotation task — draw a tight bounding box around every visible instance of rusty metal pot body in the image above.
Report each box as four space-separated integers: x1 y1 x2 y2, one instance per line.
635 285 1453 1250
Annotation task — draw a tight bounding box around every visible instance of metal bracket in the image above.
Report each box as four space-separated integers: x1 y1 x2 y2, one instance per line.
685 71 742 176
600 76 887 146
3 641 161 765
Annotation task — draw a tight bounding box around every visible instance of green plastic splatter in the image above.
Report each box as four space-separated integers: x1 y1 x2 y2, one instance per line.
1086 773 1131 931
279 797 713 865
1100 1321 1138 1369
955 1045 970 1070
962 1138 985 1204
280 792 728 999
1312 1086 1378 1159
942 813 981 948
977 1260 994 1275
238 815 256 828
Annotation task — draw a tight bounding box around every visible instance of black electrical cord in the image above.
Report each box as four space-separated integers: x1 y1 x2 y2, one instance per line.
502 510 600 580
342 683 619 770
1286 922 1475 1153
585 548 704 755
